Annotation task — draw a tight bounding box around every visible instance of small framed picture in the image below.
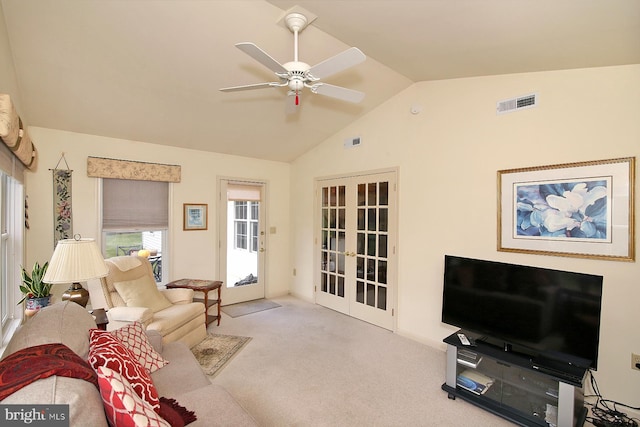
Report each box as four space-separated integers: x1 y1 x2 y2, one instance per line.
183 203 208 231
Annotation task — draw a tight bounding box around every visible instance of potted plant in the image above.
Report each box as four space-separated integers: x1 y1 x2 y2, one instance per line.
17 261 52 315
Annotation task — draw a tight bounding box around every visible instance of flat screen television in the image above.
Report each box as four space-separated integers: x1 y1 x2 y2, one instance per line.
441 255 603 370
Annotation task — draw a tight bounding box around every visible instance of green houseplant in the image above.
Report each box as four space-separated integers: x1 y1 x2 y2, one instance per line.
17 261 52 311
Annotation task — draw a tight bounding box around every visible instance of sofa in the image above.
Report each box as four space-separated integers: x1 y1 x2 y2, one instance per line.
95 256 207 348
0 301 256 426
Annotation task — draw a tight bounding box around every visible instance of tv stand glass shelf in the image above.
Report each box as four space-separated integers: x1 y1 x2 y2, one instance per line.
442 332 587 427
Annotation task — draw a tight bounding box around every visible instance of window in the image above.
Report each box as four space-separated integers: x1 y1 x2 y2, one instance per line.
0 172 23 343
233 201 259 252
250 203 259 252
102 179 168 283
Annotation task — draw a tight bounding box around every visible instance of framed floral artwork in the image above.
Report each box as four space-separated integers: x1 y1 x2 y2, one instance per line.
183 203 207 231
498 157 635 261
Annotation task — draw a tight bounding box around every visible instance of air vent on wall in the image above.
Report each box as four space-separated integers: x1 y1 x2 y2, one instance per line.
496 93 537 115
344 136 361 149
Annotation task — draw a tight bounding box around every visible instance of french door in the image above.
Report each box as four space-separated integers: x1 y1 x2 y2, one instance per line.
218 179 266 305
315 171 397 330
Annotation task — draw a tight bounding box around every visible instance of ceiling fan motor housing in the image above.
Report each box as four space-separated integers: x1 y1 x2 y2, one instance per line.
285 13 308 32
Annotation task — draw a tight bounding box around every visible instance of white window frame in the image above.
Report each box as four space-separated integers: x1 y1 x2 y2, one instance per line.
1 172 24 349
234 201 259 253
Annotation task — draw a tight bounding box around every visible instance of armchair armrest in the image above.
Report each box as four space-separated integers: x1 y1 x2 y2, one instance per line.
160 288 194 304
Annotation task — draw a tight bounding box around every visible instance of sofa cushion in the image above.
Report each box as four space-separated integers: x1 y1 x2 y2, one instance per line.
151 342 210 398
97 366 170 427
88 329 160 411
1 376 108 427
110 322 168 373
114 276 172 313
1 301 96 361
0 343 97 401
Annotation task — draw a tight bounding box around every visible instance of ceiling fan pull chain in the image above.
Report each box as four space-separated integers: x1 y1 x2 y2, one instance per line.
295 91 299 105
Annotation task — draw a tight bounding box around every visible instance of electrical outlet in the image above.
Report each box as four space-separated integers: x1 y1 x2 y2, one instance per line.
631 353 640 371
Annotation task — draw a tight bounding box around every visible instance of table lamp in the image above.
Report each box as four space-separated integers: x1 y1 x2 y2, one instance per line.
43 235 108 307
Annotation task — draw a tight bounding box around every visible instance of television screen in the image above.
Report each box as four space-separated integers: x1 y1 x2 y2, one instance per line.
441 255 603 370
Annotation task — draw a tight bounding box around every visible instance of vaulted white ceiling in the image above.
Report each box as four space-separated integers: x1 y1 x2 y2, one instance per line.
2 0 639 162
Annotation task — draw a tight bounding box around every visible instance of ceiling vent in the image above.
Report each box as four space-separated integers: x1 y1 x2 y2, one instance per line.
496 93 537 115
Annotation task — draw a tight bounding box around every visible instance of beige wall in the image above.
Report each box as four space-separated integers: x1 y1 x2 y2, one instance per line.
0 2 20 107
23 128 291 301
291 64 640 407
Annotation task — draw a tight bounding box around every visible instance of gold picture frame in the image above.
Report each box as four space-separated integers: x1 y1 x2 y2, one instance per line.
183 203 208 231
498 157 635 261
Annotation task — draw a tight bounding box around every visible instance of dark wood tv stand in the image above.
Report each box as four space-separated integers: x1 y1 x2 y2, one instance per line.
442 331 587 427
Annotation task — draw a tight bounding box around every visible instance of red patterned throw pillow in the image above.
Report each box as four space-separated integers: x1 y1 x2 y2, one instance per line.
89 329 160 411
110 322 168 373
97 366 170 427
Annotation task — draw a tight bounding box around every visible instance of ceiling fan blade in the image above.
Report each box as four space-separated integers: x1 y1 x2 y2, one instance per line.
308 47 366 80
235 42 288 74
311 83 365 103
219 82 280 92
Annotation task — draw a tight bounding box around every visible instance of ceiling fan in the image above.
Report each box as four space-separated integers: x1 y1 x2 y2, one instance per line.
219 12 366 107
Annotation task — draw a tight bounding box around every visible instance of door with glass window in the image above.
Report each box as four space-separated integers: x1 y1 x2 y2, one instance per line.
218 179 266 305
316 171 396 330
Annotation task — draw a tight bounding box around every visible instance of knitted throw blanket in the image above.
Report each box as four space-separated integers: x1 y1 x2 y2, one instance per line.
0 343 98 401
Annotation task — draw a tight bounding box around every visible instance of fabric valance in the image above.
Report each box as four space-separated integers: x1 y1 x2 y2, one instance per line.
0 94 37 170
87 157 181 183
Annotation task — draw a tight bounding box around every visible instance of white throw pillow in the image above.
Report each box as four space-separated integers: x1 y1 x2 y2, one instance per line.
114 276 172 313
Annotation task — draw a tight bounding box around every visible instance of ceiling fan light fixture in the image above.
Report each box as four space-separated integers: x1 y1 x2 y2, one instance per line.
288 78 304 92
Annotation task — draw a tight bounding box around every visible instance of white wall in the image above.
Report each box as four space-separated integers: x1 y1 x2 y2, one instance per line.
23 128 291 301
290 65 640 408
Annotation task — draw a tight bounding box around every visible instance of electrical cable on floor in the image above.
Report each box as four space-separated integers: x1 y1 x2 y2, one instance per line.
584 371 639 427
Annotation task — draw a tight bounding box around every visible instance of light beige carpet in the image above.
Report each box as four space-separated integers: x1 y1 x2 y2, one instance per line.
191 333 251 377
221 298 281 318
209 296 516 427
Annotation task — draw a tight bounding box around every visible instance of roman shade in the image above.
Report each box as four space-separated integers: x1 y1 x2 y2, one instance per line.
227 183 262 202
102 179 168 230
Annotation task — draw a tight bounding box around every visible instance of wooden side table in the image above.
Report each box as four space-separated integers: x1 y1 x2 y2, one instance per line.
90 308 109 331
166 279 222 326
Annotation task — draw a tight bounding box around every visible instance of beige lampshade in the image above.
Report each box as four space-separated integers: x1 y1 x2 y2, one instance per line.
43 238 108 284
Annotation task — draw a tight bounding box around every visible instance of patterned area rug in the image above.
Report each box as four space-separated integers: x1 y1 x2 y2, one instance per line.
221 299 281 318
191 334 251 377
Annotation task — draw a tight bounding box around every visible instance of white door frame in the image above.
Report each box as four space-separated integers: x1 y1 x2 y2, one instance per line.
217 177 267 305
314 168 398 331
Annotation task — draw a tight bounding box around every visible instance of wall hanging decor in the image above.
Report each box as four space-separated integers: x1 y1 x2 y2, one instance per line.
183 204 208 230
498 157 635 261
51 153 73 248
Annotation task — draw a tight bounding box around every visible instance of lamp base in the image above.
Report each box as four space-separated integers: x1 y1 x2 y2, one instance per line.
62 282 90 307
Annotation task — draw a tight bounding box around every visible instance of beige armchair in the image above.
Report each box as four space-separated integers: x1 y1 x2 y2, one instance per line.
96 256 207 348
